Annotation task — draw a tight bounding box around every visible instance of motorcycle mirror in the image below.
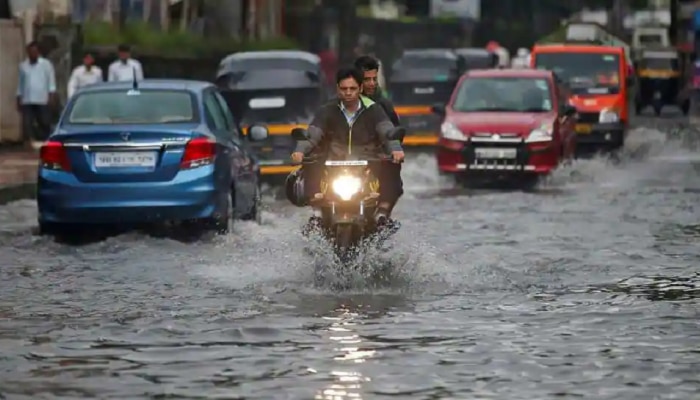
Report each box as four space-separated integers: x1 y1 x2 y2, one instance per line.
291 127 309 141
563 104 577 117
248 124 269 141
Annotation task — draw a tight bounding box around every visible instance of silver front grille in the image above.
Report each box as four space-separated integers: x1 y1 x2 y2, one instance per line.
469 132 524 143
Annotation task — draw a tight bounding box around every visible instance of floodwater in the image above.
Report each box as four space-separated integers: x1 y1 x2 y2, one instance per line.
0 122 698 399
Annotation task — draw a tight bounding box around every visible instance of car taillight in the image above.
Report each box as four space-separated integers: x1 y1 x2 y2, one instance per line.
181 137 216 169
40 141 70 171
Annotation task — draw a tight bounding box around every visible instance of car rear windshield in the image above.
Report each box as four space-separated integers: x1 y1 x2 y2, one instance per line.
638 57 679 70
452 77 553 113
67 89 197 124
395 56 457 70
534 52 621 92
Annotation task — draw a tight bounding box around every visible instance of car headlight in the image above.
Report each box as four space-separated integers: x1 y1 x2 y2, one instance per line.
525 127 552 143
599 109 619 123
440 122 466 141
331 175 362 201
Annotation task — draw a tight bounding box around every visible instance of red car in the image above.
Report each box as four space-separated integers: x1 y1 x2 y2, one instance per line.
432 68 577 187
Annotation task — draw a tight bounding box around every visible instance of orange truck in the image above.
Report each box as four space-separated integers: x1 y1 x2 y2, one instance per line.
530 43 633 152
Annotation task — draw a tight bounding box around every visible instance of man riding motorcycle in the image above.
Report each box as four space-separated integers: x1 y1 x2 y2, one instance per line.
288 66 405 230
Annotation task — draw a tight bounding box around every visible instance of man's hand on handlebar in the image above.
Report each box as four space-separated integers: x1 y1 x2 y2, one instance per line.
391 151 405 163
291 152 304 164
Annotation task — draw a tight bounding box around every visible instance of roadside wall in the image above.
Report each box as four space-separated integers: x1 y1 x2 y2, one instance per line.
0 20 24 144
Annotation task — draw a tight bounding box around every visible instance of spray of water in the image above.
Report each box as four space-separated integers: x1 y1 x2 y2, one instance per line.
0 124 697 299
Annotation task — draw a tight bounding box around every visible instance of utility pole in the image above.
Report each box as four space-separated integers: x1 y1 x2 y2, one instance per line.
119 0 129 31
610 0 625 37
335 0 357 65
669 0 678 45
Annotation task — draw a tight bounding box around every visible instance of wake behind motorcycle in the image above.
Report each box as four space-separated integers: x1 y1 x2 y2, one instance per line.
289 127 404 260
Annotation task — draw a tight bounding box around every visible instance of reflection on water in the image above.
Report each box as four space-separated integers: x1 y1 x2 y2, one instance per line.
315 305 374 400
584 274 700 301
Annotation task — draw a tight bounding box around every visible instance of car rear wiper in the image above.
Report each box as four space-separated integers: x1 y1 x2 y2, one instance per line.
520 108 548 112
464 107 516 112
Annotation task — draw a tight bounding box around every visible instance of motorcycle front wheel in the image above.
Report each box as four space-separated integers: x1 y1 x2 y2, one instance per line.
335 224 355 260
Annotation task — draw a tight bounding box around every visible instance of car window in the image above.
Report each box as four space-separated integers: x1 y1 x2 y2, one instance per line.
67 90 197 124
452 77 553 112
213 91 239 138
203 91 228 132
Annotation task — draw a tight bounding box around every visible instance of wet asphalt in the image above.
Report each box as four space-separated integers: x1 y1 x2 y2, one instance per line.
0 115 698 399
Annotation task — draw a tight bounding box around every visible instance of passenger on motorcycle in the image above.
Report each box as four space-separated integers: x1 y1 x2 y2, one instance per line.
354 55 400 127
289 67 405 227
354 54 404 220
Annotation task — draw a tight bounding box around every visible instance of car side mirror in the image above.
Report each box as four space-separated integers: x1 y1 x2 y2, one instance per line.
563 105 577 117
291 127 309 141
431 103 446 116
247 124 268 141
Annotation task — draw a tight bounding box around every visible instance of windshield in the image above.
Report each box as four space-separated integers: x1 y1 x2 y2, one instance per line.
67 90 197 124
639 57 679 70
226 58 316 73
534 52 621 95
639 34 663 46
396 56 457 70
452 77 553 112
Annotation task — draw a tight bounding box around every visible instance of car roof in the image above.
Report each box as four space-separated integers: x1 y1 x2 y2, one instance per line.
454 48 492 56
466 68 552 78
219 50 320 65
79 79 213 93
401 48 458 59
532 44 624 54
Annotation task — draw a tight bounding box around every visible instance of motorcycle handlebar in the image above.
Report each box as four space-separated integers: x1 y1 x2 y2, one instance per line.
293 156 403 165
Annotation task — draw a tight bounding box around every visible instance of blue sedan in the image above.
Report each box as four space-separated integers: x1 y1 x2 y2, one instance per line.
37 79 270 236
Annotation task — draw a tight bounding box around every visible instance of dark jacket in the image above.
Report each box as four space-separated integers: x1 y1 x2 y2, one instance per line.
295 95 402 160
370 88 400 127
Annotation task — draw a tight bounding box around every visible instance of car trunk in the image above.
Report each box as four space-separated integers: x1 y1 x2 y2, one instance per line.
54 125 197 183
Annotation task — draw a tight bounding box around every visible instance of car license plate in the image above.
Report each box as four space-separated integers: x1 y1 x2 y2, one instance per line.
94 152 157 168
575 124 592 134
475 148 516 159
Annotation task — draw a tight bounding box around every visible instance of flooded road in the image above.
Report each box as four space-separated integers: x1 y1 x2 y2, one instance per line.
0 125 699 399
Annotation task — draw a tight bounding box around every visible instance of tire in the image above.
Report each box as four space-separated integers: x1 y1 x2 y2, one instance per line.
335 224 355 261
204 191 232 234
38 221 83 242
681 100 690 116
520 175 539 192
239 185 262 224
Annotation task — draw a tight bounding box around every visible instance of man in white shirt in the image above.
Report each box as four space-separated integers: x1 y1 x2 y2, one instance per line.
67 51 103 98
107 44 144 82
16 41 57 149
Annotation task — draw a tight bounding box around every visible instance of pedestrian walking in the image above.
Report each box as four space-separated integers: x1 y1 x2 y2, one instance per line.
67 51 103 98
16 41 57 149
107 44 144 82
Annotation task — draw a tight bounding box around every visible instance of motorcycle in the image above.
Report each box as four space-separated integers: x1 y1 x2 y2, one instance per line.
290 127 405 260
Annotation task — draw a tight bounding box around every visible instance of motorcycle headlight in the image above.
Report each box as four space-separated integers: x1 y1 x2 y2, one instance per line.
525 127 552 143
331 175 362 201
599 109 619 123
440 122 466 141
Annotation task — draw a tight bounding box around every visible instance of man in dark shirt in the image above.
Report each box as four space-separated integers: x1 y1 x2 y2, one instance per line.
290 67 405 228
354 55 400 127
